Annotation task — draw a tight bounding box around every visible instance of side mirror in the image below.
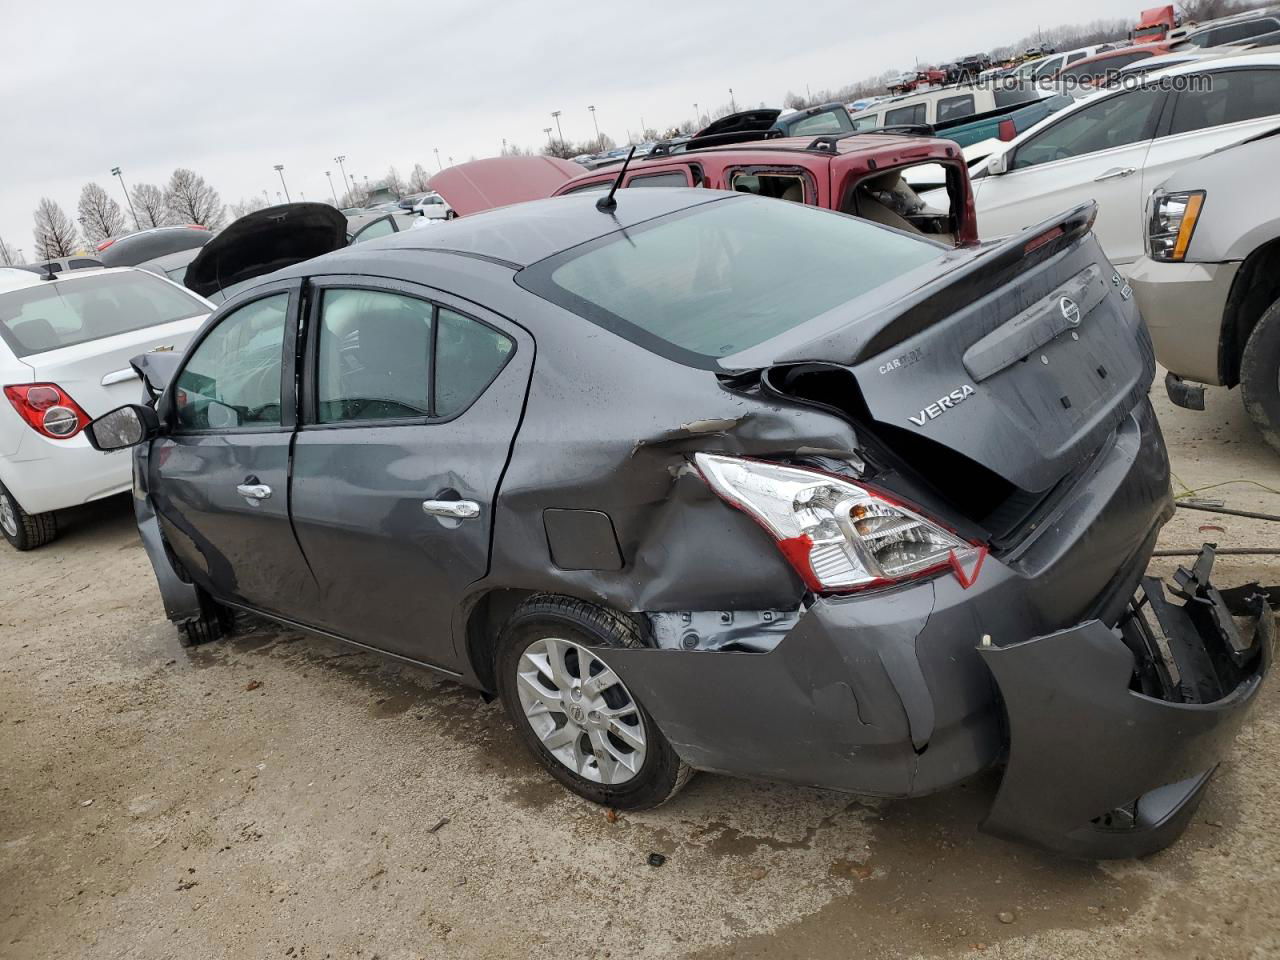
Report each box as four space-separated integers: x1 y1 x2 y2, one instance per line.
986 152 1010 176
86 404 160 452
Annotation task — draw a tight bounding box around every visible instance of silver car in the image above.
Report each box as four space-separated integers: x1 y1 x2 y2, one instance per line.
1127 126 1280 451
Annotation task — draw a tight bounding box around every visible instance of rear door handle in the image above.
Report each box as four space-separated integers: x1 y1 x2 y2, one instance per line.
422 499 480 520
1094 166 1136 182
236 483 272 503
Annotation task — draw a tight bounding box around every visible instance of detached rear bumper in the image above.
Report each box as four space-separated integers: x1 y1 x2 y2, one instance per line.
980 546 1273 859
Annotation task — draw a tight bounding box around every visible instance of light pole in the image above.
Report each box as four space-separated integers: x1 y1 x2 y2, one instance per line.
501 138 508 155
325 171 339 204
433 148 442 171
110 166 140 230
334 155 351 198
543 127 553 149
729 88 737 112
273 164 291 203
551 110 564 147
263 189 270 206
448 156 454 167
693 102 700 126
588 105 600 150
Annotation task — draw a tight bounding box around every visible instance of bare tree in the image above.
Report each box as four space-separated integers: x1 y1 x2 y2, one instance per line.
382 166 407 198
164 168 224 229
0 236 20 266
77 182 126 244
408 163 432 193
227 196 269 220
131 183 170 228
32 198 81 259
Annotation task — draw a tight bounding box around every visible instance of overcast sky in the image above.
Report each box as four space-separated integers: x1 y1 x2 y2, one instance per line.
1 0 1129 258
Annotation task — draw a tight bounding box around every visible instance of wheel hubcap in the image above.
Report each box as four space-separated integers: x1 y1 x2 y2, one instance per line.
0 492 17 539
515 636 647 785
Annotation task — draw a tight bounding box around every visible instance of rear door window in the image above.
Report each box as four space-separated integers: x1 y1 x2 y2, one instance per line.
727 168 810 204
1215 18 1280 43
885 102 926 126
1167 69 1280 135
435 307 514 418
850 113 881 130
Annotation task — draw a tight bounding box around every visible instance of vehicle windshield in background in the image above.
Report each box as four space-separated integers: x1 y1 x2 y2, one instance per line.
528 195 942 364
0 271 207 358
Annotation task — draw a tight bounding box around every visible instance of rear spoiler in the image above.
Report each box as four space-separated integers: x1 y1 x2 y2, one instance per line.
854 203 1099 361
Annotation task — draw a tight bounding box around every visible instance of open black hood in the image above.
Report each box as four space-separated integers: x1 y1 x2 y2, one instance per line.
184 203 347 298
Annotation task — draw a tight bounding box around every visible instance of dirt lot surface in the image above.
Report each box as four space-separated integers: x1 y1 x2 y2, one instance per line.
2 385 1278 960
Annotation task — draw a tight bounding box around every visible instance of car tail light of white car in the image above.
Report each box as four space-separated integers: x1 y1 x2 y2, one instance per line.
1147 190 1205 262
3 383 92 440
693 453 987 593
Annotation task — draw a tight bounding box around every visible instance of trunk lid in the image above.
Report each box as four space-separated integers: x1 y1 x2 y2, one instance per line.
737 205 1155 494
23 317 206 417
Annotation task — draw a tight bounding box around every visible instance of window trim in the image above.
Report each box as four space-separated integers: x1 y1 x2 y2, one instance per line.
162 279 302 437
298 275 517 432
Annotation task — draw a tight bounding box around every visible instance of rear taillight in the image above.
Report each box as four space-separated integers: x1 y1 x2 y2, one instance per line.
694 453 987 593
3 383 91 440
96 237 117 251
997 117 1018 141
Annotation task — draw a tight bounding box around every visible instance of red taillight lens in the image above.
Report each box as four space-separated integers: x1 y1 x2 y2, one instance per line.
3 383 91 440
694 453 987 593
997 117 1018 141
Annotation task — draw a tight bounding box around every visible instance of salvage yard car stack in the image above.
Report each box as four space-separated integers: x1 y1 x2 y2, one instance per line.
81 183 1272 858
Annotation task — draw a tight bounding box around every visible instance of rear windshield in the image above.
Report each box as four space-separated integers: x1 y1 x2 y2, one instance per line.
520 195 942 367
0 270 206 358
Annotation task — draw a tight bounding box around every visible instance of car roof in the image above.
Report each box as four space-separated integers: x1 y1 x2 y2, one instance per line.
0 264 143 295
274 189 727 273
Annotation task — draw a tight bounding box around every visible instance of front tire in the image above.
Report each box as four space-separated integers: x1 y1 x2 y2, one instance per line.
496 595 692 810
1241 298 1280 454
0 483 57 551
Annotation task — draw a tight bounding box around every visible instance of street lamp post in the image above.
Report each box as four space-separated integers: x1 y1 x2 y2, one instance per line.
588 105 600 150
729 88 737 112
334 155 351 198
273 164 291 203
110 166 140 230
325 171 339 204
551 110 564 147
263 189 270 206
543 127 553 149
693 102 700 126
433 148 442 171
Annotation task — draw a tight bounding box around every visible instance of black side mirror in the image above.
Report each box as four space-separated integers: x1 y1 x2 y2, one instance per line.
86 404 160 452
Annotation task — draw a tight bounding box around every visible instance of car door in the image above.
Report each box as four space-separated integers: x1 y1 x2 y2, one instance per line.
149 279 322 618
289 276 533 668
349 215 400 245
1140 67 1280 214
974 85 1168 267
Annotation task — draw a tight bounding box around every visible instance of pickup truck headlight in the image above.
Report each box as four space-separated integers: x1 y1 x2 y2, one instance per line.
1148 190 1205 262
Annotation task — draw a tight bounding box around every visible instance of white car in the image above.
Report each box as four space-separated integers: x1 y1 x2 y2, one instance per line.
412 193 454 220
0 266 211 549
964 53 1280 271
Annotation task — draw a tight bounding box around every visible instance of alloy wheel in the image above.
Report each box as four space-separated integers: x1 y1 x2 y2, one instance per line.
515 636 647 785
0 491 17 539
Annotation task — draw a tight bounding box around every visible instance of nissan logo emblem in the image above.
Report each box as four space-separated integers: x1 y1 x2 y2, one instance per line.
1060 297 1081 326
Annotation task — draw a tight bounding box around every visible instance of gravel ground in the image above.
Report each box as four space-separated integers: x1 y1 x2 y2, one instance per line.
2 383 1278 960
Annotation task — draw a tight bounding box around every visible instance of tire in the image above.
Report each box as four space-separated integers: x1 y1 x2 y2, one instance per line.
178 590 234 647
495 594 693 810
0 482 57 551
1241 298 1280 455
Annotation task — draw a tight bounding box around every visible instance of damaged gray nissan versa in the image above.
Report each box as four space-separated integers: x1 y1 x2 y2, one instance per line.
84 186 1274 859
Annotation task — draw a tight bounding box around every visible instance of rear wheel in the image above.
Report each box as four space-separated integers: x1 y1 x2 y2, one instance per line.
0 483 57 551
496 595 692 809
1241 299 1280 455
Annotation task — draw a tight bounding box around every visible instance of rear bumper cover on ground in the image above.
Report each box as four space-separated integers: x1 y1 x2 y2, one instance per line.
980 546 1273 859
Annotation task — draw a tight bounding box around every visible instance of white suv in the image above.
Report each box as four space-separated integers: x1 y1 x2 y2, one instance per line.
0 266 211 549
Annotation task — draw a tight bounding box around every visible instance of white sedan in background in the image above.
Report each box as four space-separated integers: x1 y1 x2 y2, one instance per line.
962 52 1280 271
0 266 211 549
411 193 455 220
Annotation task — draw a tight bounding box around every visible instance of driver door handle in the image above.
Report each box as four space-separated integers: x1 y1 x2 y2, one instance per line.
422 499 481 520
1094 166 1136 182
236 483 273 501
